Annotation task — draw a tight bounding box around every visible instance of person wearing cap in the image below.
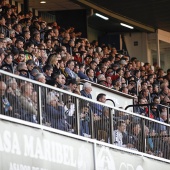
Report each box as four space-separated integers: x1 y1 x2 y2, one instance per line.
16 61 30 78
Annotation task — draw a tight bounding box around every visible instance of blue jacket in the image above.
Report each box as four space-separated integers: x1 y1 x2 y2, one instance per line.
45 104 68 131
78 71 89 80
80 90 92 99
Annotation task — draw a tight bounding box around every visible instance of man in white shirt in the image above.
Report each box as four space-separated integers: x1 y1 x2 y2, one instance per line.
113 120 126 147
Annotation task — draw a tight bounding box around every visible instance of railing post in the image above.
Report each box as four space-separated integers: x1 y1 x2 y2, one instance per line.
93 142 97 170
167 105 169 124
38 86 42 125
75 98 80 136
90 106 95 139
141 118 146 153
109 108 114 144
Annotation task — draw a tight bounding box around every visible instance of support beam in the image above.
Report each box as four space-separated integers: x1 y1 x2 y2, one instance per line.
156 30 161 67
23 0 29 15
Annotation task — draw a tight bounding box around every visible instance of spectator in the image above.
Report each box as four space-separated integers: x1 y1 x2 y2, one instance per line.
35 73 46 84
134 97 148 116
1 53 14 73
97 74 107 86
53 73 65 89
43 64 53 85
80 82 92 99
92 93 106 117
80 104 90 136
77 63 89 80
19 83 37 122
67 79 80 94
65 60 77 80
24 41 34 61
45 92 68 131
86 68 96 82
113 120 127 147
126 122 141 151
155 111 167 133
94 106 110 142
0 81 12 115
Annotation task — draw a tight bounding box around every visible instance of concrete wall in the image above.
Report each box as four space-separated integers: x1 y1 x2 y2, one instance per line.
87 26 103 43
124 32 149 62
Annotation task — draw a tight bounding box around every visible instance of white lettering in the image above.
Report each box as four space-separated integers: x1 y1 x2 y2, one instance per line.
34 138 44 159
11 132 21 155
55 143 63 164
9 162 31 170
63 145 70 165
32 167 39 170
127 164 134 170
51 141 56 163
24 135 34 157
43 139 51 161
119 162 127 170
0 133 4 151
4 130 11 152
70 147 76 167
119 163 135 170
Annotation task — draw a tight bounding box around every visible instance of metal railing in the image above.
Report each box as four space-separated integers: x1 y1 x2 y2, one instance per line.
0 70 170 160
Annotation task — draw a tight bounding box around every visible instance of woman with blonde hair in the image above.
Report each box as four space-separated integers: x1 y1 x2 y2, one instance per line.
47 53 61 74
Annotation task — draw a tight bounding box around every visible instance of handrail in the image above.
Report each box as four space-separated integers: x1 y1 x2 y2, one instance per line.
1 69 170 161
125 103 170 123
0 114 170 164
106 98 116 107
80 79 136 99
0 69 169 126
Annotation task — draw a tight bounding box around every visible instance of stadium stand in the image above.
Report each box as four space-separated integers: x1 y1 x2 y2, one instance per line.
0 0 170 162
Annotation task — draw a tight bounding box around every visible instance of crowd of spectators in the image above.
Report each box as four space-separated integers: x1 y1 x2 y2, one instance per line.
0 0 170 159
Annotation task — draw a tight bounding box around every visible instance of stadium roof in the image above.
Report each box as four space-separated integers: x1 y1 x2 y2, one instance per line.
15 0 170 33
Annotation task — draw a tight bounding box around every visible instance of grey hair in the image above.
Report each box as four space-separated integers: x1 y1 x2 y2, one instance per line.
83 82 91 90
35 73 45 81
46 91 57 105
6 78 16 87
17 62 26 71
97 74 105 81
